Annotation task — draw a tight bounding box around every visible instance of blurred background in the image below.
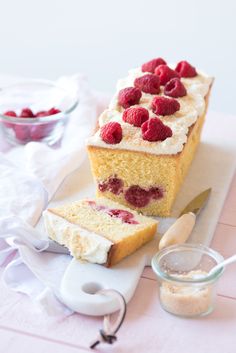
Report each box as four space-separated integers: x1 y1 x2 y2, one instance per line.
0 0 235 114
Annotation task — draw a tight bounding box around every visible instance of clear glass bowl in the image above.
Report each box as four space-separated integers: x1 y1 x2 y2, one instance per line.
0 80 78 145
152 244 224 318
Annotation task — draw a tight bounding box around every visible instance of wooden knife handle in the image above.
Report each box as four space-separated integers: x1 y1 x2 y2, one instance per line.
159 213 196 250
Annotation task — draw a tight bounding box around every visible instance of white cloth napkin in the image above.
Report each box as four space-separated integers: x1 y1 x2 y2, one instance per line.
0 74 109 316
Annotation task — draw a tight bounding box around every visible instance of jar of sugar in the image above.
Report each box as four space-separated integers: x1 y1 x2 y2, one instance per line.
152 244 224 317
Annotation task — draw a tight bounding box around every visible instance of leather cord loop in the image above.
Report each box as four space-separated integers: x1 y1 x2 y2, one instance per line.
90 289 126 349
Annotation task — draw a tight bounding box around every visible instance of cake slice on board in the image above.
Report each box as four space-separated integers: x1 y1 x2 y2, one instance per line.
43 197 157 267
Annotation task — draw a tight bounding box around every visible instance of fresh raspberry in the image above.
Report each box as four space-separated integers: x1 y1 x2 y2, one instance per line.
148 187 163 200
35 108 61 117
100 122 122 144
175 60 197 78
134 74 160 94
3 111 17 128
48 107 61 115
36 111 49 117
125 186 150 208
141 58 166 73
20 108 34 118
151 96 180 116
155 65 180 85
14 125 29 142
164 78 187 98
30 124 51 140
4 111 17 117
122 106 149 127
118 87 142 108
141 118 172 142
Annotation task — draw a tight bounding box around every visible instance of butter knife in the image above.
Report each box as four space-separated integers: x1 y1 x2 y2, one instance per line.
159 188 211 250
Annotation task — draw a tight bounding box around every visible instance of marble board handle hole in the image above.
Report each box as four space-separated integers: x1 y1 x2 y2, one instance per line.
82 282 104 295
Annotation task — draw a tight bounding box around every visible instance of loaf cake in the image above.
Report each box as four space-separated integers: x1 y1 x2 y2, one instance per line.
87 58 213 216
43 197 157 267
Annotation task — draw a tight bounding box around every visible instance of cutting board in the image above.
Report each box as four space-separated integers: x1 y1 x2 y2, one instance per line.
37 111 236 316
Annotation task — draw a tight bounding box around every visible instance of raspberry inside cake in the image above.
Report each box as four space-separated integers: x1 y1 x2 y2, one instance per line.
87 58 213 216
43 197 157 267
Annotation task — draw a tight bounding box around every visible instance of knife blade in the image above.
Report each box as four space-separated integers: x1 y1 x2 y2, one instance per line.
159 188 211 250
179 188 211 217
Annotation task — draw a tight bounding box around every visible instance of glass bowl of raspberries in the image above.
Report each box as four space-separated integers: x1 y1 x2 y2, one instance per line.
0 80 78 145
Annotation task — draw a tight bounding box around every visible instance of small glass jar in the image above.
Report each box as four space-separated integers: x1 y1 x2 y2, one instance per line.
152 244 224 318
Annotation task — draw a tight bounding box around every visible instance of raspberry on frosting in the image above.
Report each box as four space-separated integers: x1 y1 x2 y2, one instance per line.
134 74 160 95
151 96 180 116
122 106 149 127
155 65 180 85
118 87 142 109
141 58 166 73
100 121 122 144
164 78 187 98
175 60 197 78
141 118 172 142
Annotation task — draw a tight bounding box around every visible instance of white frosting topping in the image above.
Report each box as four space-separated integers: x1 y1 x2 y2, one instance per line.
44 211 113 264
87 64 213 155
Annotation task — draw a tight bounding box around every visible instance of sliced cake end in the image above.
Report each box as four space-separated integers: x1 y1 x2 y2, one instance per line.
43 197 158 267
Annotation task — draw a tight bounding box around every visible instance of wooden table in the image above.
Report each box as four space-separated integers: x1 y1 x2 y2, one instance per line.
0 169 235 352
